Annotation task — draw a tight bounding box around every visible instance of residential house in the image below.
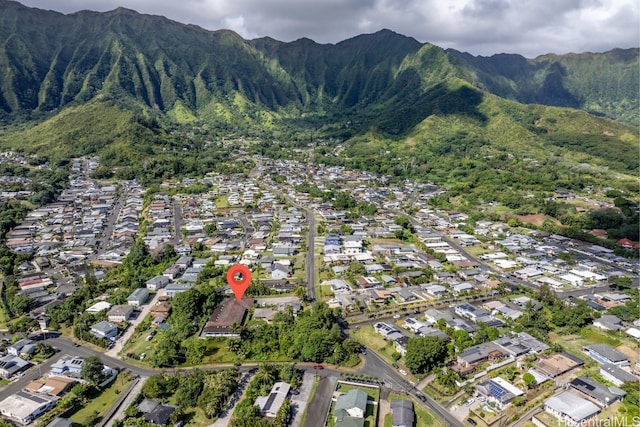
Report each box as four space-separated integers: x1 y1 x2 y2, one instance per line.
127 288 149 307
335 388 367 424
137 399 177 427
593 315 625 332
544 391 600 426
457 342 506 369
424 309 455 325
394 289 416 302
535 353 584 378
90 321 118 340
584 344 630 367
7 339 35 357
165 283 193 296
423 284 447 298
86 301 112 313
255 382 291 418
107 305 135 323
390 399 414 427
146 276 170 291
569 376 626 407
600 363 639 387
475 377 523 409
0 390 58 426
271 263 291 280
200 298 254 338
451 282 474 295
0 355 32 379
50 357 85 377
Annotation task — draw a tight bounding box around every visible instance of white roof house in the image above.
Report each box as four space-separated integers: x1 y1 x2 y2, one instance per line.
544 391 600 426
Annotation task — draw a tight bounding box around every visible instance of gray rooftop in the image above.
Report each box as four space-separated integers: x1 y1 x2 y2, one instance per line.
586 344 629 363
570 376 626 405
545 391 600 422
601 364 639 384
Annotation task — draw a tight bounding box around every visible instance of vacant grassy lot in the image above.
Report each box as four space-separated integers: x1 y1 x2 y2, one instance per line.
70 374 133 425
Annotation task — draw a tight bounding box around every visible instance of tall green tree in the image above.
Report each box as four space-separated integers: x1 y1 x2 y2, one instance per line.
405 336 448 374
80 356 105 387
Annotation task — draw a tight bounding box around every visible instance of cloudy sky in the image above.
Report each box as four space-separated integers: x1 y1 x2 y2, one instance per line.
16 0 639 57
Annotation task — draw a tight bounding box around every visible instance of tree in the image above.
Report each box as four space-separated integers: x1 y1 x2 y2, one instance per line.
405 336 448 374
81 356 105 387
523 372 536 389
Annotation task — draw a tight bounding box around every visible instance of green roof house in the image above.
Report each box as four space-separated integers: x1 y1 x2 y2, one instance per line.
335 388 368 425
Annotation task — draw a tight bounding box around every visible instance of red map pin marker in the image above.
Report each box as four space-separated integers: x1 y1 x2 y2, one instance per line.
226 264 252 300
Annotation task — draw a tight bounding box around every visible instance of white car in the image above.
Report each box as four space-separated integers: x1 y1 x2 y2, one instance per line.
399 369 408 376
393 314 401 319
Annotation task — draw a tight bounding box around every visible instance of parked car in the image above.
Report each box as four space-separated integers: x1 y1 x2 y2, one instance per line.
313 364 324 370
392 363 400 369
139 353 146 360
468 419 477 426
399 369 408 376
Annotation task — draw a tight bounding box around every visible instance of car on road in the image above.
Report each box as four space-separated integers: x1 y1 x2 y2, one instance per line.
313 364 324 370
360 346 367 355
467 418 477 426
73 343 80 347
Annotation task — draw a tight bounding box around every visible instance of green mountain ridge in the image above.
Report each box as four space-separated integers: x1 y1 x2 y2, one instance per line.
0 0 638 194
0 0 637 126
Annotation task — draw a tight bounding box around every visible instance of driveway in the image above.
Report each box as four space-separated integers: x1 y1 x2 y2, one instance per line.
105 290 165 359
303 374 337 427
290 372 315 427
209 371 254 427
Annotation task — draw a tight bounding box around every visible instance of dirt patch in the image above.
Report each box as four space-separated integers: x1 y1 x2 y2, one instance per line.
616 343 640 361
518 214 560 227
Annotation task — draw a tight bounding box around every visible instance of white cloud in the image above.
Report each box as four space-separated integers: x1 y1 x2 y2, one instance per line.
15 0 639 57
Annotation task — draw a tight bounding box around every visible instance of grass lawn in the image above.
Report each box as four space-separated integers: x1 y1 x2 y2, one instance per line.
351 326 406 370
70 374 133 425
579 326 622 347
465 245 491 256
183 407 213 426
215 196 229 209
319 285 334 298
598 401 636 425
200 339 238 364
388 392 444 427
550 326 635 360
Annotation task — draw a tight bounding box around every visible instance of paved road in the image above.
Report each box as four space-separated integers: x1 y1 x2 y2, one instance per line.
358 346 465 427
290 372 315 427
97 185 126 253
306 209 317 302
0 351 65 401
303 374 336 427
172 199 183 245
